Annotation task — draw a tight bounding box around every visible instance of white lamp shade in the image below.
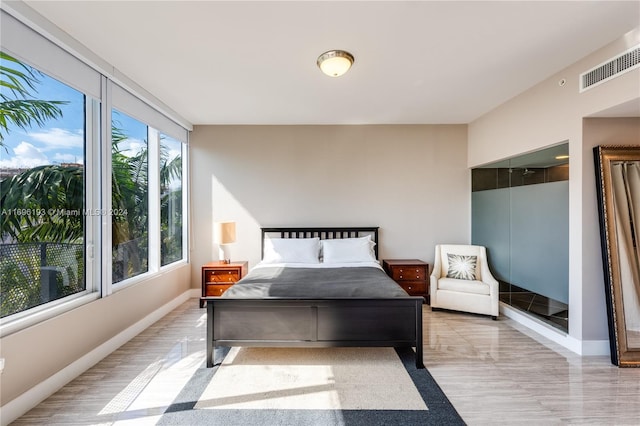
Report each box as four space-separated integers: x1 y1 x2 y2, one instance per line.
214 221 236 244
317 50 354 77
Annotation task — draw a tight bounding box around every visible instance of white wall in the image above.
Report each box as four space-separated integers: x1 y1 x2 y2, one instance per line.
468 27 640 353
189 124 469 288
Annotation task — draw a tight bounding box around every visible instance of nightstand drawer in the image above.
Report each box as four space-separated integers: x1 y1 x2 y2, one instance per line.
390 266 426 281
205 269 240 283
398 280 427 295
205 284 233 296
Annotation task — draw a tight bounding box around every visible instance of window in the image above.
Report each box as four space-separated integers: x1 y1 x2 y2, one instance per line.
111 110 149 283
111 83 188 277
0 51 89 317
160 135 184 266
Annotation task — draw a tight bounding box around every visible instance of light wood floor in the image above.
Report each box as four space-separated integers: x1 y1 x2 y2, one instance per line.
12 299 640 425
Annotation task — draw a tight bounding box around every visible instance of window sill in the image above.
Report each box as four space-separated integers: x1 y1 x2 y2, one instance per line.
0 291 100 338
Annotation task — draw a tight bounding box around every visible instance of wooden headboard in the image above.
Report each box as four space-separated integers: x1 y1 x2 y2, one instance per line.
261 227 379 259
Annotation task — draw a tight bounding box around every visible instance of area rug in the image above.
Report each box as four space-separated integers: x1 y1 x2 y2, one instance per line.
158 346 465 425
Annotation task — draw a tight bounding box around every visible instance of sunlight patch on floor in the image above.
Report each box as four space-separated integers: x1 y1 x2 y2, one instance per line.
196 347 427 411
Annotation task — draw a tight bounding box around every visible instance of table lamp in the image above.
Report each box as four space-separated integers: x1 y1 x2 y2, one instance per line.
214 221 236 264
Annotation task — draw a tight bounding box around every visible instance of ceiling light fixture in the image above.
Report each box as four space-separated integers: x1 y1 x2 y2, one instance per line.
555 155 570 160
317 50 354 77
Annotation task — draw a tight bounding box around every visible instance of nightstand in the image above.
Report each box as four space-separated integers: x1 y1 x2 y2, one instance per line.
382 259 429 303
200 261 248 307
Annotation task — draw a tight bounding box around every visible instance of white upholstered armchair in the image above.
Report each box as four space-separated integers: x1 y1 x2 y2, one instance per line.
430 244 499 320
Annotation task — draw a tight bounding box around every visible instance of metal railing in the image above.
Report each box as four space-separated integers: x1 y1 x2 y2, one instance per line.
0 242 84 318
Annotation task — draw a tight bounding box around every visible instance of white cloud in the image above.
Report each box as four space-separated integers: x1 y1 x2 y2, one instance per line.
29 128 83 150
165 147 182 162
52 153 84 164
118 138 147 157
0 141 49 168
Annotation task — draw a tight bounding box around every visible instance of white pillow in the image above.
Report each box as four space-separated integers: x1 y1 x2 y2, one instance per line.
321 237 377 263
262 237 321 263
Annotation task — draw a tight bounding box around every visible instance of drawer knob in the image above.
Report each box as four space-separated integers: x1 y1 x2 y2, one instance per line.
399 275 403 279
408 286 412 290
416 276 420 279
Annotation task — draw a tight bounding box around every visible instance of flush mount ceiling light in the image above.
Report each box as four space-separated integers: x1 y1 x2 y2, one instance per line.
317 50 354 77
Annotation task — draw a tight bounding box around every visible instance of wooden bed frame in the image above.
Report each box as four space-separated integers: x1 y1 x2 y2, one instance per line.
202 226 425 369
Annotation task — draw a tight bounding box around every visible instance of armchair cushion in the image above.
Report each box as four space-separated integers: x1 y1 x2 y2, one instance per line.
438 278 490 295
446 254 477 280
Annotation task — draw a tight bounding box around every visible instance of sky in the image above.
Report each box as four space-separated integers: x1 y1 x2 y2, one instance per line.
0 70 86 169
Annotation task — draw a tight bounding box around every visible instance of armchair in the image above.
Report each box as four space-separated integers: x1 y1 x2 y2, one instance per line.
430 244 499 320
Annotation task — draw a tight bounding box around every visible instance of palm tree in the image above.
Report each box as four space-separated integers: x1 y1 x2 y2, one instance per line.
160 144 183 264
1 127 182 247
0 52 79 242
0 51 67 149
110 124 149 281
0 164 84 242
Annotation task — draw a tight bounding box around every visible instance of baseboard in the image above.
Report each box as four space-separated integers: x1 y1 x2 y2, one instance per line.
579 339 611 356
0 290 195 426
501 303 610 357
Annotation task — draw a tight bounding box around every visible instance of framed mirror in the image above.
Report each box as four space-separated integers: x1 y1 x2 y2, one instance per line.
594 145 640 367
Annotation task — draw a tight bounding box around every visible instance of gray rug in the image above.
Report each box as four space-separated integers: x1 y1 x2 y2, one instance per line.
158 346 465 425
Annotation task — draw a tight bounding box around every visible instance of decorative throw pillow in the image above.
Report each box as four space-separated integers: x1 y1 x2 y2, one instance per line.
446 254 477 280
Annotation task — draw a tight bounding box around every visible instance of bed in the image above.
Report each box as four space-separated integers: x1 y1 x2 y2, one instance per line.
202 226 425 369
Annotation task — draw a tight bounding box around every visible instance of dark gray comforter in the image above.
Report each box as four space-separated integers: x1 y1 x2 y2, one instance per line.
222 266 410 298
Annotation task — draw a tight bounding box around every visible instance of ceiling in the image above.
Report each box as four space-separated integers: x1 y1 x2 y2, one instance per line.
22 1 640 126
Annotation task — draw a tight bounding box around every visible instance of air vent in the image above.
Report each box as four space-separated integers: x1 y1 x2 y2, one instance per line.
580 45 640 92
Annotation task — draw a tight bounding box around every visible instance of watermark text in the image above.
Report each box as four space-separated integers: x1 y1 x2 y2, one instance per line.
1 208 128 217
